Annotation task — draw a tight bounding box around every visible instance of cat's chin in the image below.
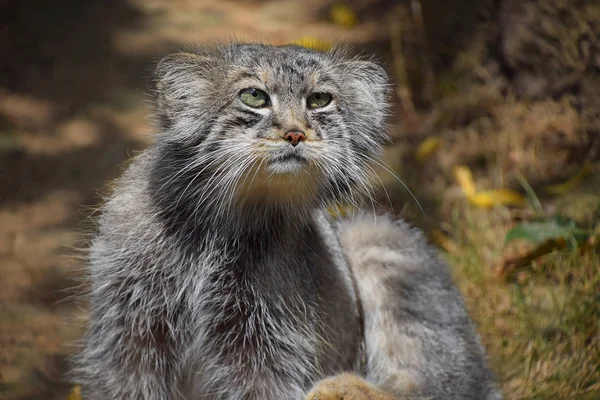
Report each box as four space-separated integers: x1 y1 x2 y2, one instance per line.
266 149 310 175
265 158 306 175
234 160 322 206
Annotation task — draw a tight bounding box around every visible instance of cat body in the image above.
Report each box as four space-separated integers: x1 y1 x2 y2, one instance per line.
76 43 502 400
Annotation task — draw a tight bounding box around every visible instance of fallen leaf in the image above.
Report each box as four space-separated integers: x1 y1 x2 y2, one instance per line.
329 4 357 28
545 162 593 194
415 137 442 163
453 166 477 196
468 189 526 208
497 216 598 280
430 229 458 254
67 385 81 400
497 238 567 280
453 166 525 208
504 216 587 246
291 37 333 52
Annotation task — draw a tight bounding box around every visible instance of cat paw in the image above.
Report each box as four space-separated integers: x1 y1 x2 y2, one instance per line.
305 374 396 400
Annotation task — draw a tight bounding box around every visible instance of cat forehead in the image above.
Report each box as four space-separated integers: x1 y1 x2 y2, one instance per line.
224 44 330 72
221 45 337 91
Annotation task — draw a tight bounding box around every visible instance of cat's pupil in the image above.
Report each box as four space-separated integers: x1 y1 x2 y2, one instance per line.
315 94 321 100
252 91 257 97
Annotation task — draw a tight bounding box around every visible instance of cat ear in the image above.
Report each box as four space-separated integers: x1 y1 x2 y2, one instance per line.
345 60 390 105
340 60 391 129
154 53 215 130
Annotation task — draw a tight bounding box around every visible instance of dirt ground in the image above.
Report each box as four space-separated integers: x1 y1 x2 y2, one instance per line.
1 1 598 399
0 1 390 398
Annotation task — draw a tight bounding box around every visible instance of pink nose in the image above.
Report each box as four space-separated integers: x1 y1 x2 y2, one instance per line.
284 131 306 147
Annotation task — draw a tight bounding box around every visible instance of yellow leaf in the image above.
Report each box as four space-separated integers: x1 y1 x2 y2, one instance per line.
453 166 477 196
329 4 358 28
327 202 355 218
415 137 442 163
545 162 593 195
291 37 333 52
67 385 81 400
431 229 458 254
468 189 526 208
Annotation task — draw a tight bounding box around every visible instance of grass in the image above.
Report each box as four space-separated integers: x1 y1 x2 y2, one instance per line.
2 2 598 398
446 206 600 399
377 20 600 392
377 77 600 398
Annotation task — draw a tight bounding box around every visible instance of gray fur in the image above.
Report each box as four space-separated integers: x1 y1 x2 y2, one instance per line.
74 43 502 400
339 216 502 399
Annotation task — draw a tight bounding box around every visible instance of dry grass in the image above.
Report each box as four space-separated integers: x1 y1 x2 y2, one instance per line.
1 1 598 399
379 11 600 393
377 73 600 398
447 206 600 400
378 153 599 399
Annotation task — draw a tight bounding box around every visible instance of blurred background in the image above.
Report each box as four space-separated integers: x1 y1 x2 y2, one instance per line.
0 0 599 399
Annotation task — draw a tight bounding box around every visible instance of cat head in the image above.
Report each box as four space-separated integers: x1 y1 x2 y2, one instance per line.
152 43 390 217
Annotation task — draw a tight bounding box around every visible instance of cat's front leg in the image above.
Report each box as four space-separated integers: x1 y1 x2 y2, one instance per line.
305 374 407 400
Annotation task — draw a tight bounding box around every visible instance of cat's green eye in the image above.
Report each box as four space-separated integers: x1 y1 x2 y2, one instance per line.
307 92 332 109
239 88 269 108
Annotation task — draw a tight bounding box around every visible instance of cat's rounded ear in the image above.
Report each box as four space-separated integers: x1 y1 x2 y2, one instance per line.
155 53 214 86
344 60 390 105
153 53 215 130
339 60 391 131
349 61 388 90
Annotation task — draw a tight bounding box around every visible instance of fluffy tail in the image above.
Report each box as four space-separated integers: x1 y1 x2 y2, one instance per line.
338 214 502 400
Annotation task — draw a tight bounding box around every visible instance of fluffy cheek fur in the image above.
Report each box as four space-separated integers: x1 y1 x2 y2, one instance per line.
153 49 390 213
198 123 323 209
307 62 390 206
308 115 384 207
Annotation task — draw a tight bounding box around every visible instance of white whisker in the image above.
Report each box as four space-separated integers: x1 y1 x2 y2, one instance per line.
366 156 425 216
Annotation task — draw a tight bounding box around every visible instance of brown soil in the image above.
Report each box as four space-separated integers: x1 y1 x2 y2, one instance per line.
0 1 388 399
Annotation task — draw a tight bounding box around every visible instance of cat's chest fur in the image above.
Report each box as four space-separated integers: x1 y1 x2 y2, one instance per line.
182 215 363 398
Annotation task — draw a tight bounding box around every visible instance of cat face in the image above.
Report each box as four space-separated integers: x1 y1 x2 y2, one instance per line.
153 44 389 212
